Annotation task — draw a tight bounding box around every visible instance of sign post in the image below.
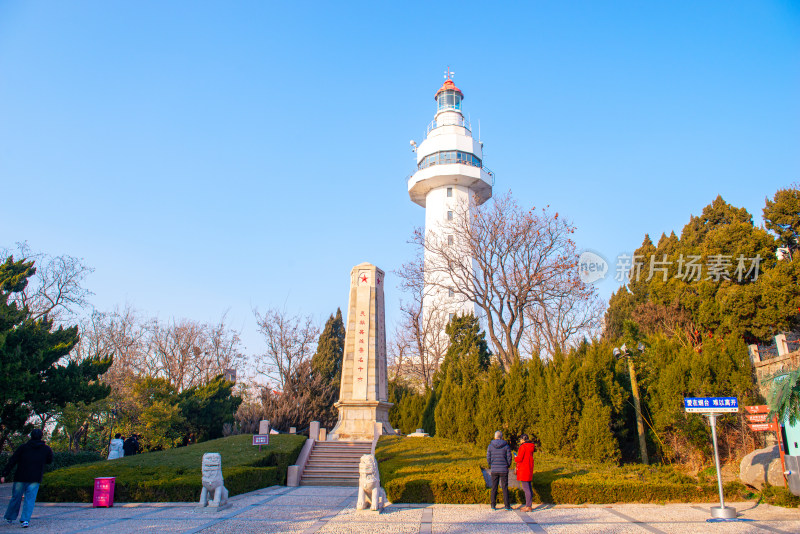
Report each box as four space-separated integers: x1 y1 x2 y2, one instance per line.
745 405 786 482
684 397 738 519
252 434 269 452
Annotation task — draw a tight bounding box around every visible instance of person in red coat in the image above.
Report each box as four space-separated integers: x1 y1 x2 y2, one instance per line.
515 434 535 511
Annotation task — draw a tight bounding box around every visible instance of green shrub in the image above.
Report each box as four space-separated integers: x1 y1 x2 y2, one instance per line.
38 434 305 502
0 451 102 474
760 484 800 508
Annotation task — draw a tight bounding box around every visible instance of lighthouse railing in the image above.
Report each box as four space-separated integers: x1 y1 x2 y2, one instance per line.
482 166 495 186
426 116 471 136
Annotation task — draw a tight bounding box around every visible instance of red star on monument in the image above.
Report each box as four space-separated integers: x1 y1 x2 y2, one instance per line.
360 275 368 283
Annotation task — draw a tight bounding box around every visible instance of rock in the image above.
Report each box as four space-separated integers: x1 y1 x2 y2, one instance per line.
739 445 785 489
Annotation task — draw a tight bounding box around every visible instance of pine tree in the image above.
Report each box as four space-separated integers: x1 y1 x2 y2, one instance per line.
0 257 112 449
576 396 621 463
764 186 800 256
311 308 345 390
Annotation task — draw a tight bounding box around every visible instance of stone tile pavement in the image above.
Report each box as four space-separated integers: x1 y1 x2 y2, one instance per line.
0 483 798 533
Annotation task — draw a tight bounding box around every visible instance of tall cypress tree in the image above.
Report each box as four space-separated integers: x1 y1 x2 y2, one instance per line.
502 361 528 442
576 395 621 463
475 364 506 446
311 308 345 391
434 314 491 443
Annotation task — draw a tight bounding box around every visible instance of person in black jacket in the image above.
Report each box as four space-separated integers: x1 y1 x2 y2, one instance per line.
122 434 140 457
2 429 53 528
486 430 513 511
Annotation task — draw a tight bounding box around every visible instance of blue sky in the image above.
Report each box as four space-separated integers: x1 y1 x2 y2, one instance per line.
1 1 798 357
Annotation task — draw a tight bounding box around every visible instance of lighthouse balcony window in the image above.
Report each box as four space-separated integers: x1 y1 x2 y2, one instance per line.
418 151 481 171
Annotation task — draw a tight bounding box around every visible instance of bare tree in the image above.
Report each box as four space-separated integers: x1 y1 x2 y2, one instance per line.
75 307 245 392
412 192 580 371
144 318 207 392
204 312 245 383
391 255 449 389
523 281 604 359
254 307 319 389
142 316 245 392
1 242 94 323
72 305 148 386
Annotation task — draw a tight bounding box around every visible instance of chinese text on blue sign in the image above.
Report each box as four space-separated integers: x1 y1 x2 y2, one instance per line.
684 397 738 413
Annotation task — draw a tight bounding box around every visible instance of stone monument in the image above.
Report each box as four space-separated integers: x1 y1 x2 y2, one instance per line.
259 420 270 435
330 263 396 440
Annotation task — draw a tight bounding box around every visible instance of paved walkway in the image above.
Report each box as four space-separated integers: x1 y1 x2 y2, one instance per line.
0 485 798 533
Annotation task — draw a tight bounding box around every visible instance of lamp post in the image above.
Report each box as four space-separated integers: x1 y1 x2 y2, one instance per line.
614 342 649 465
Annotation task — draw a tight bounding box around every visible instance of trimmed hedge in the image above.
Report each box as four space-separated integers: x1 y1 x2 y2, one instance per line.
0 451 103 474
376 435 751 505
38 434 305 503
40 466 281 503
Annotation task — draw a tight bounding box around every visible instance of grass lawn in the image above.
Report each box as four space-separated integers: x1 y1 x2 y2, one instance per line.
39 434 306 503
376 435 799 506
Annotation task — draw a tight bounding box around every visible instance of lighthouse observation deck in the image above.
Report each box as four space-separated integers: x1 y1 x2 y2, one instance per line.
407 76 494 208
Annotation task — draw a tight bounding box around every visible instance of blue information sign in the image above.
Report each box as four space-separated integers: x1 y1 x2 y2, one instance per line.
684 397 738 413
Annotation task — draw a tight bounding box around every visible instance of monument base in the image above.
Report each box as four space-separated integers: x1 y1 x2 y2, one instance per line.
330 400 396 441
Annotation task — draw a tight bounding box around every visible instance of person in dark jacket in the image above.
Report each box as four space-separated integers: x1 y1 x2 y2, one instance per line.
2 429 53 528
486 430 512 510
123 434 140 457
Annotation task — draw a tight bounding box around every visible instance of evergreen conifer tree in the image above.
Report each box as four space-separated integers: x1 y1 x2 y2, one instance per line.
502 361 528 442
524 355 547 443
419 387 437 436
536 351 580 455
311 308 345 390
434 314 490 442
475 364 505 446
763 186 800 256
0 257 112 449
575 396 621 463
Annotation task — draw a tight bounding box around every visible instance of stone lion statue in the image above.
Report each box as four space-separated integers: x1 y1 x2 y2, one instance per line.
356 454 386 512
199 453 229 508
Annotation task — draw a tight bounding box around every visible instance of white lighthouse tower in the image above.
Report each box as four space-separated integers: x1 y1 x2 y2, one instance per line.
407 71 494 337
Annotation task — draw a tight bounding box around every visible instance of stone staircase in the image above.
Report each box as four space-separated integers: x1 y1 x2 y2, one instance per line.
300 441 372 486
